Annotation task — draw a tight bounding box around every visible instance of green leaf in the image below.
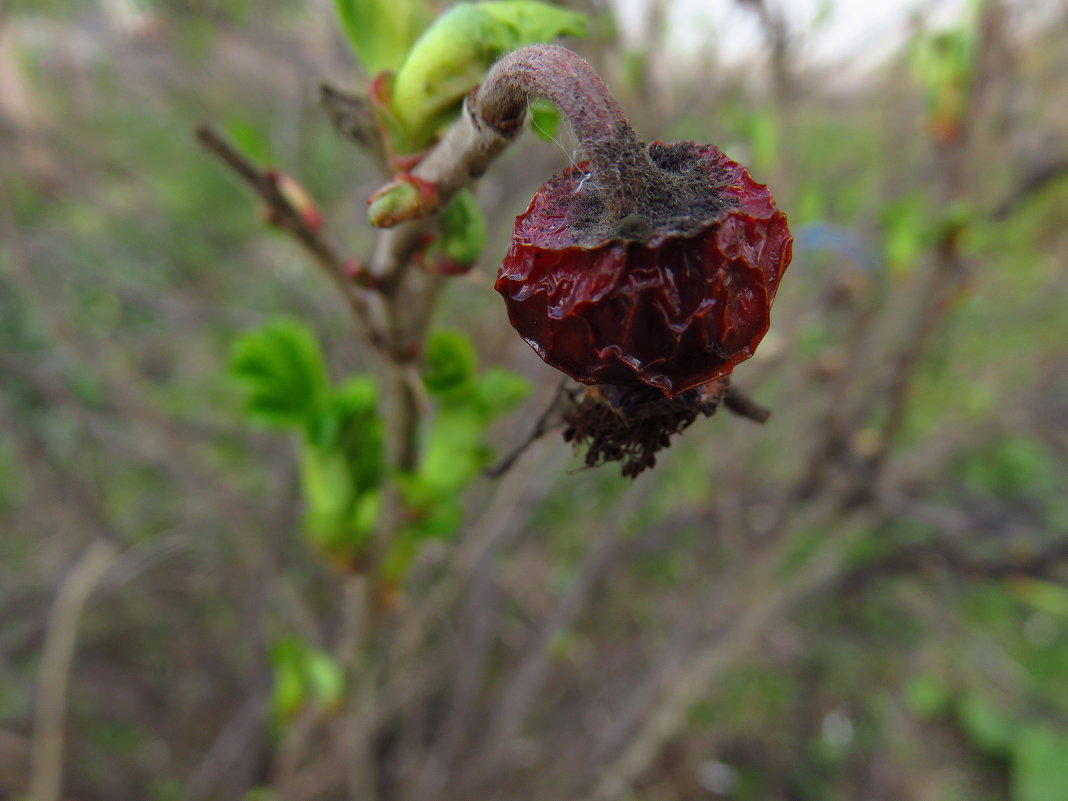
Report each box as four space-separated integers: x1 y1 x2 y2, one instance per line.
390 1 587 151
1013 726 1068 801
230 318 329 429
304 650 346 708
334 0 432 75
479 0 588 41
419 412 487 494
432 188 488 269
471 366 532 417
423 329 478 396
298 376 383 561
269 637 346 721
271 659 305 721
882 193 932 277
299 446 380 558
957 692 1014 753
529 97 562 142
269 637 308 720
316 376 384 489
1011 578 1068 618
903 674 951 719
300 446 358 532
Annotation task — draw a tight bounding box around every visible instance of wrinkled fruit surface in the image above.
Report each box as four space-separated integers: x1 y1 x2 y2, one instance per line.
495 142 792 398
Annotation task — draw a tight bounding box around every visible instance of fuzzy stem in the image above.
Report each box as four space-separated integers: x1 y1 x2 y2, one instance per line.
475 45 667 220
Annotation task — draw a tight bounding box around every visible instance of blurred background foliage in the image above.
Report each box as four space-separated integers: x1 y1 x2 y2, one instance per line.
1 0 1067 800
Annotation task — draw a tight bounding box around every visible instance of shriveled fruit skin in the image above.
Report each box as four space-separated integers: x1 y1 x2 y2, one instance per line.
495 143 792 399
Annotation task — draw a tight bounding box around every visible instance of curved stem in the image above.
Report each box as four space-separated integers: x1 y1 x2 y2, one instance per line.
475 45 668 220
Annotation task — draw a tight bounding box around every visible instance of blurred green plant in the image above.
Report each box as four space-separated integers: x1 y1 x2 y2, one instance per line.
231 318 383 568
230 320 529 575
270 635 346 722
427 188 489 272
386 328 531 579
910 5 981 144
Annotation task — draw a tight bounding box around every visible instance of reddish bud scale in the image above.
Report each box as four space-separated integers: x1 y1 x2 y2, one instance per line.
495 143 792 399
268 170 324 231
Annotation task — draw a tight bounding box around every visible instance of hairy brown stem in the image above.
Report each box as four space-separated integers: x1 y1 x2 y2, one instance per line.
475 45 668 220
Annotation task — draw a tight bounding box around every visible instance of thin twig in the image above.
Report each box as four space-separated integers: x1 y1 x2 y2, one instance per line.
485 378 577 477
193 125 383 345
723 385 772 423
992 156 1068 219
588 506 863 801
320 83 389 169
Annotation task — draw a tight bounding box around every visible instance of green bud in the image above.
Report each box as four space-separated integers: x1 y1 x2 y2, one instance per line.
367 173 440 227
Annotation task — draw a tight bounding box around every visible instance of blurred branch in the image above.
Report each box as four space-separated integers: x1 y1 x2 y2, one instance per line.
320 83 389 169
194 125 383 344
385 439 567 678
29 540 119 801
848 2 1011 495
588 508 863 801
485 378 577 478
838 536 1068 592
724 386 773 423
186 678 271 801
486 511 624 746
992 156 1068 219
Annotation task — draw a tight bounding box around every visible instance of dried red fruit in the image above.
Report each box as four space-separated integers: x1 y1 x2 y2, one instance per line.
495 141 792 398
470 45 790 475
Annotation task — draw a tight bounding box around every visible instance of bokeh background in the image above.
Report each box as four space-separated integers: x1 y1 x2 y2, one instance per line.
2 1 1067 800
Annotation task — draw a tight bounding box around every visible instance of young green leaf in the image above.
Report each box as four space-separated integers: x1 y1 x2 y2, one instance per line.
431 188 488 270
230 318 329 429
270 637 346 722
422 328 478 396
471 366 532 417
528 97 562 142
390 1 587 151
419 413 488 495
299 377 384 561
311 376 384 489
334 0 432 75
1012 726 1068 801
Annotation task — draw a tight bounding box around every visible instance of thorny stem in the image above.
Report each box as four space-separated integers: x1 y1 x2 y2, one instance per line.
475 45 670 220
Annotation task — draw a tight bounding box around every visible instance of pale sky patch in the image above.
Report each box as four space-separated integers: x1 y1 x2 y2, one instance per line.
610 0 974 70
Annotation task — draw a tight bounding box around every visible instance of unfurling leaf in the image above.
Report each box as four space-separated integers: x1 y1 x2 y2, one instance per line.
230 318 329 429
390 1 587 152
